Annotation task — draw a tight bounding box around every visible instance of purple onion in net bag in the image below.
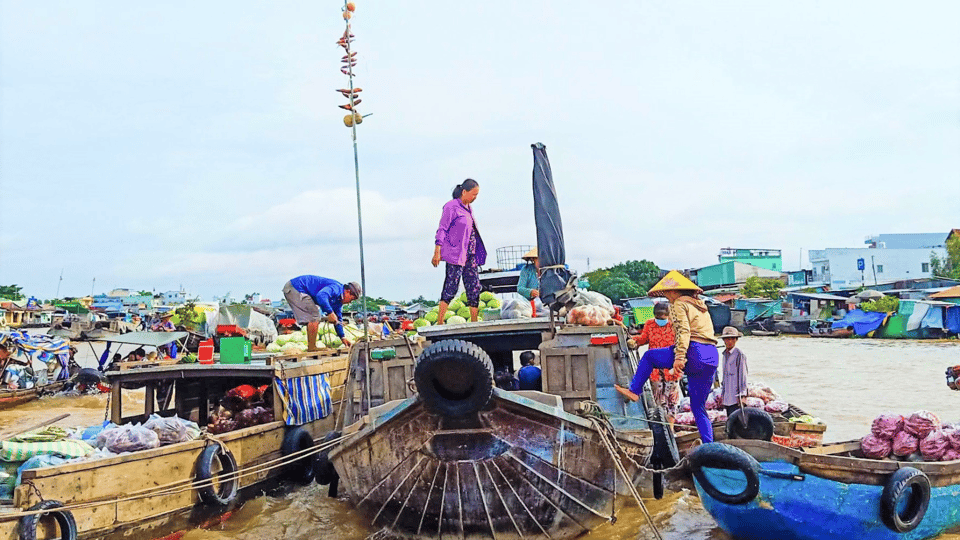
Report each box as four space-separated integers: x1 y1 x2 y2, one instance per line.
892 431 919 457
904 410 941 439
920 429 951 461
860 434 892 459
764 400 789 414
743 397 765 409
871 414 904 440
942 448 960 462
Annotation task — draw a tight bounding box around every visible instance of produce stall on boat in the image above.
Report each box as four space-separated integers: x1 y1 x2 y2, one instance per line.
0 331 74 410
0 349 349 540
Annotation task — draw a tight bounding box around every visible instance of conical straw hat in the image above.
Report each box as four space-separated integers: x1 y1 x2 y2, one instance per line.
648 270 703 297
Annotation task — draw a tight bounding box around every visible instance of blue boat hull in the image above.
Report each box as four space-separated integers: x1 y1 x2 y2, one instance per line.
695 459 960 540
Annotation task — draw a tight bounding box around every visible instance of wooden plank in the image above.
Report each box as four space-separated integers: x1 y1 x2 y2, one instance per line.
144 383 156 417
111 382 123 424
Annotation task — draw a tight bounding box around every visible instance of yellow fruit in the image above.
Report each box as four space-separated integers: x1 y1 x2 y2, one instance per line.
343 113 362 127
343 10 352 20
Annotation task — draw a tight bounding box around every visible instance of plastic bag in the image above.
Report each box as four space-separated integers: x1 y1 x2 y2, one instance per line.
565 305 611 326
675 412 696 426
871 414 904 440
707 410 728 423
501 299 533 320
97 425 160 453
679 397 691 413
892 431 919 457
706 388 723 410
143 415 189 446
234 406 274 429
764 400 789 414
920 430 951 461
570 290 615 316
860 434 892 459
16 455 67 485
944 427 960 450
943 448 960 462
742 397 765 409
746 383 780 403
904 410 941 439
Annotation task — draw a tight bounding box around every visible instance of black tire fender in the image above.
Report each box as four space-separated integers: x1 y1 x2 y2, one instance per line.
314 431 341 487
414 339 494 418
19 499 77 540
687 442 761 505
281 426 315 484
726 407 775 441
195 444 239 506
880 467 930 533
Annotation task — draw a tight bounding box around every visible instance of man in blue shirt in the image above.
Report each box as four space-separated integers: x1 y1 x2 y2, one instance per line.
282 275 361 351
517 351 542 391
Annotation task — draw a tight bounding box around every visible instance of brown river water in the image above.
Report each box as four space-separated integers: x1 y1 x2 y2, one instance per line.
2 335 959 540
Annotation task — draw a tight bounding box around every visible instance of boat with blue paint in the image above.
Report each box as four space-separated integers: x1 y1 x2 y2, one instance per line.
688 438 960 540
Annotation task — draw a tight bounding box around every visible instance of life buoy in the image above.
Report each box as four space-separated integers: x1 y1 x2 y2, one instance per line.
281 426 315 484
414 339 494 418
19 499 77 540
687 442 761 505
195 444 239 506
880 467 930 533
726 407 775 441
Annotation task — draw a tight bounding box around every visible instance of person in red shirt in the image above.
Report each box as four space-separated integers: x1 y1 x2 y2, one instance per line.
633 302 681 415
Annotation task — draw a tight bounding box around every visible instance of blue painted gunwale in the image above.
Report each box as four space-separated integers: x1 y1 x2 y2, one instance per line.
694 439 960 540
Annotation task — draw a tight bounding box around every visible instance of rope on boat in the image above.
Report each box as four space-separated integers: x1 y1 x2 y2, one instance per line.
2 433 350 521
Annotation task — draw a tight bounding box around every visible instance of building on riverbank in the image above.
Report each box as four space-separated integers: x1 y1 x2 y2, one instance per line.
809 232 948 290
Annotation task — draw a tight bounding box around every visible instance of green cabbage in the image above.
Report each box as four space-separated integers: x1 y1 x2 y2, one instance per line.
447 315 467 325
414 318 431 328
424 311 439 323
266 342 282 353
456 306 471 318
459 292 468 303
480 291 495 302
449 299 465 312
321 335 342 348
276 335 291 346
486 298 501 309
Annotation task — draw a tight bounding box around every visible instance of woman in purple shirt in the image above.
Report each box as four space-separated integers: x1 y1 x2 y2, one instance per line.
432 179 487 323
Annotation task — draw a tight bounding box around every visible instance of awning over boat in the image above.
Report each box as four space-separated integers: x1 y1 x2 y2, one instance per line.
831 309 886 335
88 331 187 347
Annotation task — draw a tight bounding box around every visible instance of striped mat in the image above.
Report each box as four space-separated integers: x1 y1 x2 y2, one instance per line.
275 374 333 426
0 440 95 462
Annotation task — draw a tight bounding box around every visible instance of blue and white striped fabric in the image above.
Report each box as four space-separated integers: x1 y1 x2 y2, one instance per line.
0 331 70 380
275 374 333 426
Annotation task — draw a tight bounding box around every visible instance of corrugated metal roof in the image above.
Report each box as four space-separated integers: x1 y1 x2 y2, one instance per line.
787 292 851 301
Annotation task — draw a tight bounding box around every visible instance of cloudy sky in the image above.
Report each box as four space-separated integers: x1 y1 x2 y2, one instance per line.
1 1 958 302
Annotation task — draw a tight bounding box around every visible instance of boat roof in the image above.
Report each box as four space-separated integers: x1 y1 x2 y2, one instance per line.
105 362 276 383
88 331 188 347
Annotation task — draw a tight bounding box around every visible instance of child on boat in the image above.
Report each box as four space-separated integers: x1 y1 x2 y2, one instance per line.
633 302 681 415
719 326 748 416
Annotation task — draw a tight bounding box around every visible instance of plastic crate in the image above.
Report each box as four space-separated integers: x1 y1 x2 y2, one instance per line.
219 337 251 364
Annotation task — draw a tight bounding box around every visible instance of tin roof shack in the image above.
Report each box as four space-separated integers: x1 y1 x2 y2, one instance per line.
930 285 960 305
785 292 852 320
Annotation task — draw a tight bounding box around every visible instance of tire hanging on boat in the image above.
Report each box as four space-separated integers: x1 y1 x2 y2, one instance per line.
647 404 679 500
725 407 775 441
314 430 342 497
281 426 316 484
18 499 77 540
195 444 239 506
687 442 761 505
880 467 930 533
414 339 494 418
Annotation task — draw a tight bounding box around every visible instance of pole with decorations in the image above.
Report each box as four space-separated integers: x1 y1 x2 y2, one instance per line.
338 0 373 412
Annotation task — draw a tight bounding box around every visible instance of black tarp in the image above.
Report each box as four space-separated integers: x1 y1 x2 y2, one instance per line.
532 143 572 307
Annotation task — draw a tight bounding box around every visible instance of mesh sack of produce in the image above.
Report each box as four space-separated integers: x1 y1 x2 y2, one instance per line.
746 383 779 403
675 412 696 425
920 429 951 461
871 413 904 440
742 397 765 409
143 414 189 445
860 434 892 459
706 388 723 410
679 396 691 413
904 410 941 439
892 430 919 457
707 410 728 423
942 448 960 461
764 400 789 414
99 425 160 453
944 426 960 449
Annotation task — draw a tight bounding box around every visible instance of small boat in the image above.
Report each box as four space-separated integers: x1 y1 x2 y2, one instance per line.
0 350 349 539
0 330 77 409
809 327 853 338
675 403 827 456
688 438 960 540
749 329 780 337
0 380 69 410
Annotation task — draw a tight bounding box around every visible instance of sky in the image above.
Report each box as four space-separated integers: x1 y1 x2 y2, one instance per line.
1 1 958 303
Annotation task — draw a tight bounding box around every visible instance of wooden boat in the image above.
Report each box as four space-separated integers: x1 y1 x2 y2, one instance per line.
749 329 780 336
809 324 853 338
0 380 68 410
0 349 349 540
327 321 676 540
688 438 960 540
675 403 827 456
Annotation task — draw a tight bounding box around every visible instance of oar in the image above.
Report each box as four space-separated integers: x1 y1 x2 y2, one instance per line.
0 413 70 440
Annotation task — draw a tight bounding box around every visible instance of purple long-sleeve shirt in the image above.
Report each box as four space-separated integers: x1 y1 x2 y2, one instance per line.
435 199 487 266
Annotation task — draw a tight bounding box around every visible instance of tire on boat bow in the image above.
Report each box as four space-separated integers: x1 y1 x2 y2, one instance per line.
687 442 761 505
414 339 494 418
880 466 930 533
195 443 239 506
19 499 77 540
725 407 774 441
281 426 315 484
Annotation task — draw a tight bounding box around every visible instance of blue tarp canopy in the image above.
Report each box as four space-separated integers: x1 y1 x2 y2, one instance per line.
832 309 887 336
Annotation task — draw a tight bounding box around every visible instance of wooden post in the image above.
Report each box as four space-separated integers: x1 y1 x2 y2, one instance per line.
144 383 156 417
110 382 123 424
199 384 209 426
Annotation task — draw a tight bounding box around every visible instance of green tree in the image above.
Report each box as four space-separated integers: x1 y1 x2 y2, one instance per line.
173 301 203 331
0 285 24 300
137 290 152 296
608 260 661 293
741 276 784 299
861 296 900 313
931 236 960 279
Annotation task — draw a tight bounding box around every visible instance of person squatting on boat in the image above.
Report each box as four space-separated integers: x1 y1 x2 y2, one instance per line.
283 276 361 352
719 326 748 416
633 302 681 416
516 247 541 301
432 179 487 324
615 271 719 442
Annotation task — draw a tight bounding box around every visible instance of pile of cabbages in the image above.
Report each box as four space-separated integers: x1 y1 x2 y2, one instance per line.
674 382 790 426
860 411 959 461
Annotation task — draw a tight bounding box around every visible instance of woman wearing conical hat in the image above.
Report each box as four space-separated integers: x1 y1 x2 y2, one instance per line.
615 270 719 442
